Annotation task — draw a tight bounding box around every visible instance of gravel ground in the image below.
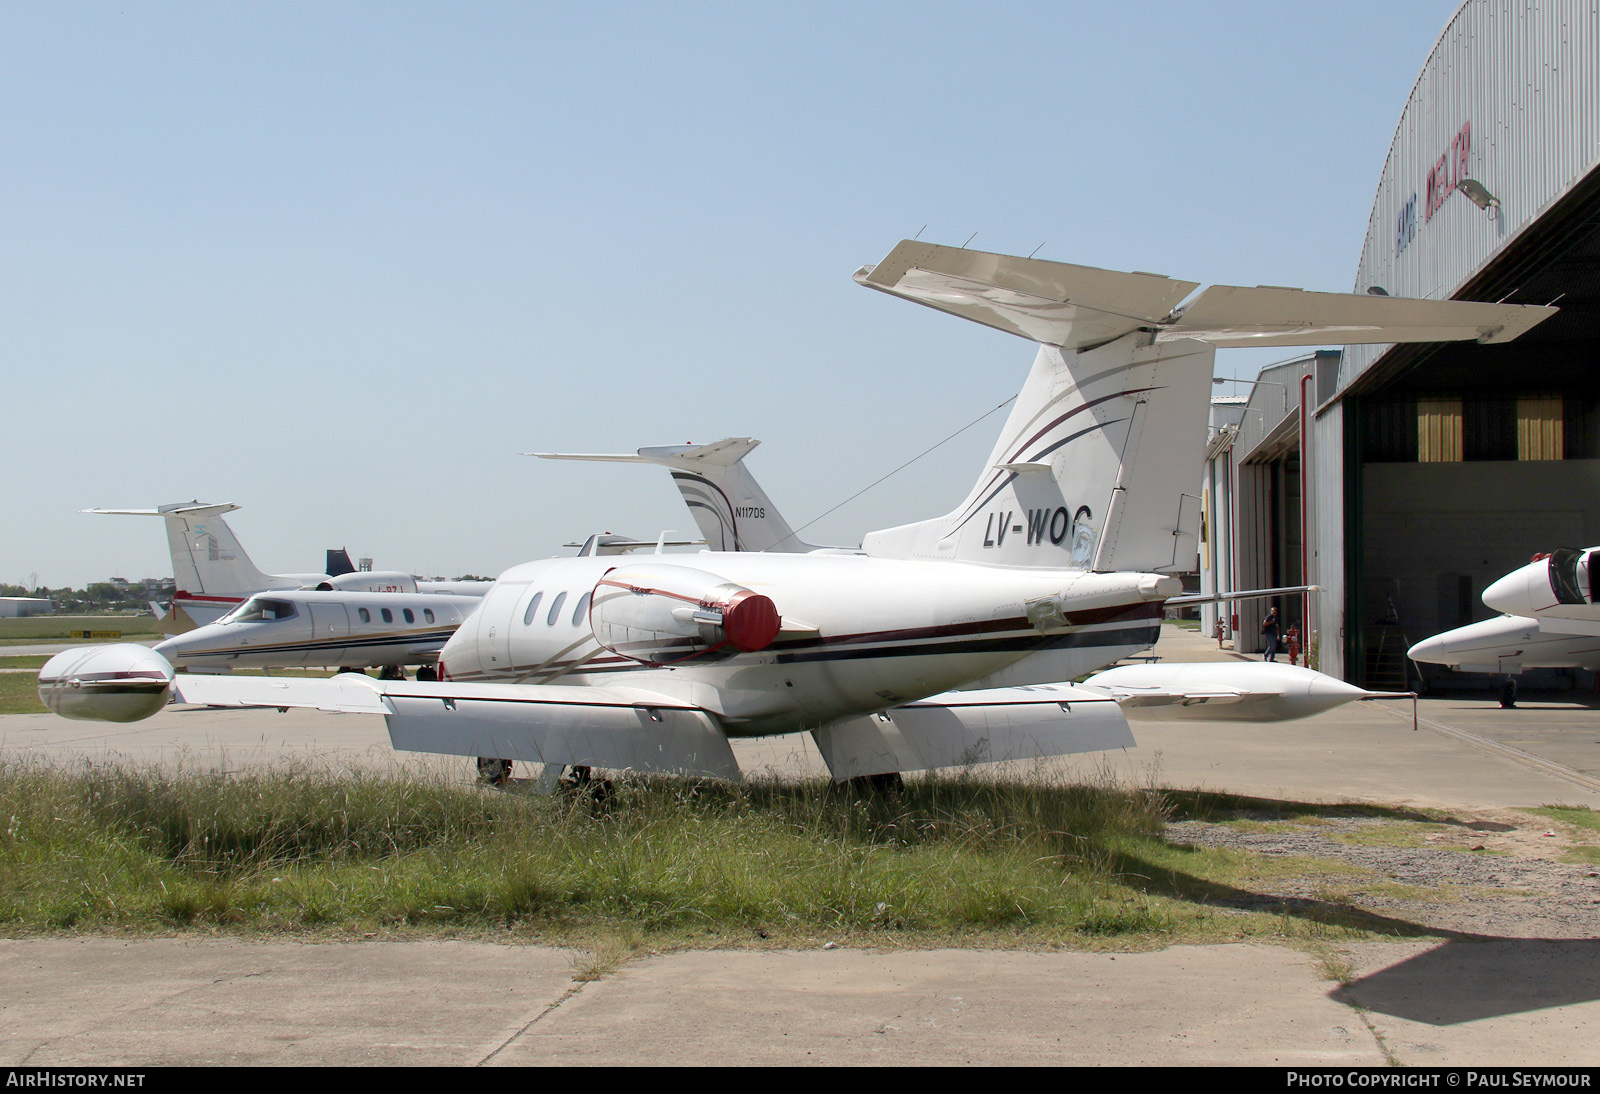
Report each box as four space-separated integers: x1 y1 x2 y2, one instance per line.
1165 809 1600 939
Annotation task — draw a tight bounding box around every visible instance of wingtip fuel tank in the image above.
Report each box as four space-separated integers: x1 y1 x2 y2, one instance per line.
37 644 176 722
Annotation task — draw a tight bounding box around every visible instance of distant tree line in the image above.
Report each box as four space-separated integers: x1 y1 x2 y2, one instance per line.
0 583 158 612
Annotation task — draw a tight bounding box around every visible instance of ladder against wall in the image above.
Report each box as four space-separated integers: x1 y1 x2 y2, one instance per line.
1363 622 1414 690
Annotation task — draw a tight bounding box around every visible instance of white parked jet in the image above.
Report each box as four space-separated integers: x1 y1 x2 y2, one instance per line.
1408 547 1600 682
43 241 1553 779
152 590 483 674
87 502 491 628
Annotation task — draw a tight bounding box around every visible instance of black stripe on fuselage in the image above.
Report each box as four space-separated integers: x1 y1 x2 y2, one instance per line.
177 629 457 658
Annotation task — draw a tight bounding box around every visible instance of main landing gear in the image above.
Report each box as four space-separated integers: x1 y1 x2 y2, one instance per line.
473 759 611 800
1500 677 1518 709
559 764 614 803
476 757 513 786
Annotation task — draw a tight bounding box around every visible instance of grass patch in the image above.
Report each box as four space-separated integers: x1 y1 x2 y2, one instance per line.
1531 805 1600 835
1329 822 1455 849
0 616 163 645
0 761 1465 948
0 673 46 715
1558 846 1600 866
0 657 49 670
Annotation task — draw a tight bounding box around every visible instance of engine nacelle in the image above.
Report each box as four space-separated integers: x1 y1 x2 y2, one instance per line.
38 644 176 722
314 570 418 593
590 563 781 665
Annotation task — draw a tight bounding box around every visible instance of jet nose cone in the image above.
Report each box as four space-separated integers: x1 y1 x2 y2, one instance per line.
1483 561 1547 616
153 625 226 666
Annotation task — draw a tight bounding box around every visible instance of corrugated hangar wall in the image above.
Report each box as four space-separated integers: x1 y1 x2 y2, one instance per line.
1319 0 1600 686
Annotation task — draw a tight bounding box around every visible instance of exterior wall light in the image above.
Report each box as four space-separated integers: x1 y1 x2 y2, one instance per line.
1457 178 1501 217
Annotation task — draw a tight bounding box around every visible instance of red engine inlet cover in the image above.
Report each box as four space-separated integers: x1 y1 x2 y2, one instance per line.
721 591 781 652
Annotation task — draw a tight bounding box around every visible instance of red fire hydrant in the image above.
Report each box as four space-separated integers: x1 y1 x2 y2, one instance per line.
1285 626 1301 666
1214 619 1230 648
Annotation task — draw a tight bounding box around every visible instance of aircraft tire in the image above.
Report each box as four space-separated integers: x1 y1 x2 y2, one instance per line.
847 772 905 794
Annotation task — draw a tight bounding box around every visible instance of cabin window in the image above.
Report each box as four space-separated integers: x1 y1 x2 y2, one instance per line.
358 608 371 623
522 591 543 626
403 608 415 624
381 608 394 623
546 591 568 625
424 608 435 623
571 591 591 626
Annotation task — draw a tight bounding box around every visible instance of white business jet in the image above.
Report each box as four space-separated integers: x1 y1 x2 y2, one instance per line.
150 590 484 674
1408 547 1600 687
42 241 1554 783
86 501 491 628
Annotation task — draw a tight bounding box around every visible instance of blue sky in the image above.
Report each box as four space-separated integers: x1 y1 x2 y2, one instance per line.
2 1 1462 588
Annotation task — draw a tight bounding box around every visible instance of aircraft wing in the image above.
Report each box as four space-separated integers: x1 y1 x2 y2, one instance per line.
854 240 1556 350
171 673 739 778
812 684 1135 780
1535 617 1600 638
1092 687 1251 709
173 673 392 713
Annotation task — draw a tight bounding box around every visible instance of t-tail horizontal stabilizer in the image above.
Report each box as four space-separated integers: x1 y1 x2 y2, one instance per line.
854 239 1557 350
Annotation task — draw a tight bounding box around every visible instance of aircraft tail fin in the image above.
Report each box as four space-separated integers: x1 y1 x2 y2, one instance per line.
326 548 356 577
862 334 1213 571
533 438 826 553
86 502 276 598
854 240 1559 572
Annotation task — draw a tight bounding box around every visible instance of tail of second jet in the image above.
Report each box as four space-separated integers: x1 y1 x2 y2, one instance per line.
533 437 829 553
85 502 312 622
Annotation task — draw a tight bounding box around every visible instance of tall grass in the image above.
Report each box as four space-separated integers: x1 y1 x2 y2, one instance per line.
0 759 1185 940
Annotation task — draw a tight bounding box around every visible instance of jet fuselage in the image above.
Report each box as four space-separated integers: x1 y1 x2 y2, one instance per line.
156 590 481 669
439 551 1171 736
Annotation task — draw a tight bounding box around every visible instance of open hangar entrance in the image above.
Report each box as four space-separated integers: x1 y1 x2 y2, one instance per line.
1221 354 1339 662
1341 170 1600 688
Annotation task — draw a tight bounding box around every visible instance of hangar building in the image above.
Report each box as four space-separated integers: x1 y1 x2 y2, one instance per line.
1203 0 1600 688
